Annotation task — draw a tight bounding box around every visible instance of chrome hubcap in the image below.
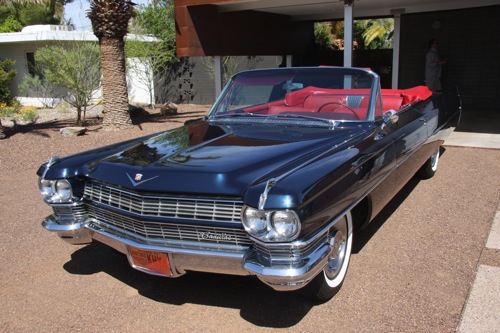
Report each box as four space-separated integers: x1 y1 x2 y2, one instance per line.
430 148 439 171
325 219 347 280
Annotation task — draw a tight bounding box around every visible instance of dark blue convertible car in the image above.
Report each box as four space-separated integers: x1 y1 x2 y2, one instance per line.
38 67 460 301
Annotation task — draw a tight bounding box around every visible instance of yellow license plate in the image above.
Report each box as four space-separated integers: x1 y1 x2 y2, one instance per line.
128 246 171 277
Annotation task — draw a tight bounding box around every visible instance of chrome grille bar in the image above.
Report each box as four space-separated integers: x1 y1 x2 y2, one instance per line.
84 181 243 223
53 204 87 224
87 205 252 247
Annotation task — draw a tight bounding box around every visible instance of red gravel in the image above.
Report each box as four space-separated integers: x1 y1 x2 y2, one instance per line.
0 106 499 333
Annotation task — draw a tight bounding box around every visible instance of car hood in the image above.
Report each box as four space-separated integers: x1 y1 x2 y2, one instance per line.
43 120 367 196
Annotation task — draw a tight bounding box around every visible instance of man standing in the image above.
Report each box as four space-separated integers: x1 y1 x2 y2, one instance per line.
425 39 447 93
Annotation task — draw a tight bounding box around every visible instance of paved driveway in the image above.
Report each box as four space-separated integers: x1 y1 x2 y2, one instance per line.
1 128 499 332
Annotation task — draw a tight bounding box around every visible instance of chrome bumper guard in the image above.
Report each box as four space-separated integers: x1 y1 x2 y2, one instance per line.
42 214 332 291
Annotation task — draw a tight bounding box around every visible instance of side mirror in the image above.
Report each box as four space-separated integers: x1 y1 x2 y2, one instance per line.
383 109 399 124
375 110 399 141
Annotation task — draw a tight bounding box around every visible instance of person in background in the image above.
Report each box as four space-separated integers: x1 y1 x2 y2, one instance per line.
425 38 447 93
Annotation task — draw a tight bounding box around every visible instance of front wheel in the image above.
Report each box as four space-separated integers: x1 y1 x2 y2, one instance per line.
417 147 440 179
304 211 353 302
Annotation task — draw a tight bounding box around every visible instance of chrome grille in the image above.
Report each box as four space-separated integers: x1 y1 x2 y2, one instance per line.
87 205 252 247
84 181 243 223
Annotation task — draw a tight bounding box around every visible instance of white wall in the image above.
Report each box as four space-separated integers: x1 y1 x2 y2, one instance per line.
1 42 155 107
126 57 154 105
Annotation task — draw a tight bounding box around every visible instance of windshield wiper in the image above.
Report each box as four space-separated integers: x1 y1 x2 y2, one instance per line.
211 112 267 119
209 112 337 128
270 113 337 126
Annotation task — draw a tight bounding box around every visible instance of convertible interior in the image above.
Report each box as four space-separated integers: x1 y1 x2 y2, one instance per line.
241 85 432 121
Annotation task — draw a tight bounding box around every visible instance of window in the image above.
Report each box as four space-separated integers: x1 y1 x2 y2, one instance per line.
26 52 36 75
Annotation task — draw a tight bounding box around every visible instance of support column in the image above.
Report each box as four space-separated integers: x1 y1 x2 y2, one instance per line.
391 9 404 89
286 55 292 67
214 56 223 99
343 0 354 67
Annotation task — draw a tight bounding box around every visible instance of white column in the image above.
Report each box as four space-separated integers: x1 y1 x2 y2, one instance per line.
343 0 354 67
286 55 292 67
214 56 223 99
391 10 403 89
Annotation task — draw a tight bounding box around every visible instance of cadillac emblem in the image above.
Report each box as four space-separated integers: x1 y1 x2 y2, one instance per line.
126 172 159 187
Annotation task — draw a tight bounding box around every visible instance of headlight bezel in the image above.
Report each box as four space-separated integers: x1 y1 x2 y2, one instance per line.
38 178 75 204
241 205 301 242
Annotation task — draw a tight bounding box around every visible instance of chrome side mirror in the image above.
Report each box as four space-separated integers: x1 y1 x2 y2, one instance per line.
383 109 399 124
375 110 399 141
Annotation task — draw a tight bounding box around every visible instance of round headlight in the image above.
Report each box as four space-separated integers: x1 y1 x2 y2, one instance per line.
242 207 267 236
55 179 72 202
271 210 300 238
39 178 54 200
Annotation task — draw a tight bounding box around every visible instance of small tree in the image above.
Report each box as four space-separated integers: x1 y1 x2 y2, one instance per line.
18 73 58 108
126 0 176 108
34 42 101 125
125 40 174 108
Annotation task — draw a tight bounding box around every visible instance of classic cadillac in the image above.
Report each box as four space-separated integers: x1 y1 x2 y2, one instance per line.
38 67 460 301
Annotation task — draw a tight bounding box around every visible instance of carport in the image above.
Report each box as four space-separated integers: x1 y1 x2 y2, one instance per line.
174 0 500 128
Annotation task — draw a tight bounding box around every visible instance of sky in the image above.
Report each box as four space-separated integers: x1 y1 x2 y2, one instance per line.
64 0 150 31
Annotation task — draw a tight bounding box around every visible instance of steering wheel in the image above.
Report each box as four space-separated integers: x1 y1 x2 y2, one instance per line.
318 102 360 120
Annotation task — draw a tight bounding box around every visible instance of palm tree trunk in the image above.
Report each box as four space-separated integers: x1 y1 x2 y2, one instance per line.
100 36 133 130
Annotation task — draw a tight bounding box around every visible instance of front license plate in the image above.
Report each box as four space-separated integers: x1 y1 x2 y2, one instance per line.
128 246 171 277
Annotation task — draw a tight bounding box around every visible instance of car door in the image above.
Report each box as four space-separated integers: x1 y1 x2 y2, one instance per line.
364 106 428 219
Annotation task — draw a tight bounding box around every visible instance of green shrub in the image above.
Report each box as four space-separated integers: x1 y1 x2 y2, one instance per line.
0 101 39 124
0 15 23 32
18 105 38 122
0 101 18 118
0 58 16 105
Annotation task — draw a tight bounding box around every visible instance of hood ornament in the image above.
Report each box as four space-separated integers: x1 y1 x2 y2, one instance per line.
126 172 159 187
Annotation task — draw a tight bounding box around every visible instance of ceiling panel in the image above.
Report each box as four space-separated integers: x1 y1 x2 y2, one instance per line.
215 0 500 20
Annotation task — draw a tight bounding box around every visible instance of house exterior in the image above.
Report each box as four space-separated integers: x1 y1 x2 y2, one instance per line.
0 24 156 107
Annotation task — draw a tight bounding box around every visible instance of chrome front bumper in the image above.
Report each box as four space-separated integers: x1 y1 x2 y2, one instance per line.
43 214 332 291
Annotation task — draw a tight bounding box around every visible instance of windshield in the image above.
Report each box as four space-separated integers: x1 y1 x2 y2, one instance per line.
209 67 381 123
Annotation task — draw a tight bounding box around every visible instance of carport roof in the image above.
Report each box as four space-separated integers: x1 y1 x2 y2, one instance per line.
203 0 500 20
175 0 499 57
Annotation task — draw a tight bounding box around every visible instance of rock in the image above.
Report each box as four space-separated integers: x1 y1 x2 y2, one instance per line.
160 102 178 115
60 127 87 137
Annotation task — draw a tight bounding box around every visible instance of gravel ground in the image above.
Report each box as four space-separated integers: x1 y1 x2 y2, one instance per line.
0 109 499 332
0 104 210 171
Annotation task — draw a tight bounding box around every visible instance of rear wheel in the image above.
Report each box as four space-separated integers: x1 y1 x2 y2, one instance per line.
305 211 353 302
417 147 440 179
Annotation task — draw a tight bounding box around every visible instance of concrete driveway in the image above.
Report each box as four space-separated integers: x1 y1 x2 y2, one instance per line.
0 127 499 332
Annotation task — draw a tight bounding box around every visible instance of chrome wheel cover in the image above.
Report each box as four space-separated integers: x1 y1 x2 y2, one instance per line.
430 148 440 172
323 211 353 288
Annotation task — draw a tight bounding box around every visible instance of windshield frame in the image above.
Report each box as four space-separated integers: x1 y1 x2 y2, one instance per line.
208 67 381 123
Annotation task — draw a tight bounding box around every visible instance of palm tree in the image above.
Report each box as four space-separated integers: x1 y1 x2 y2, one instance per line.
88 0 135 130
361 19 394 48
